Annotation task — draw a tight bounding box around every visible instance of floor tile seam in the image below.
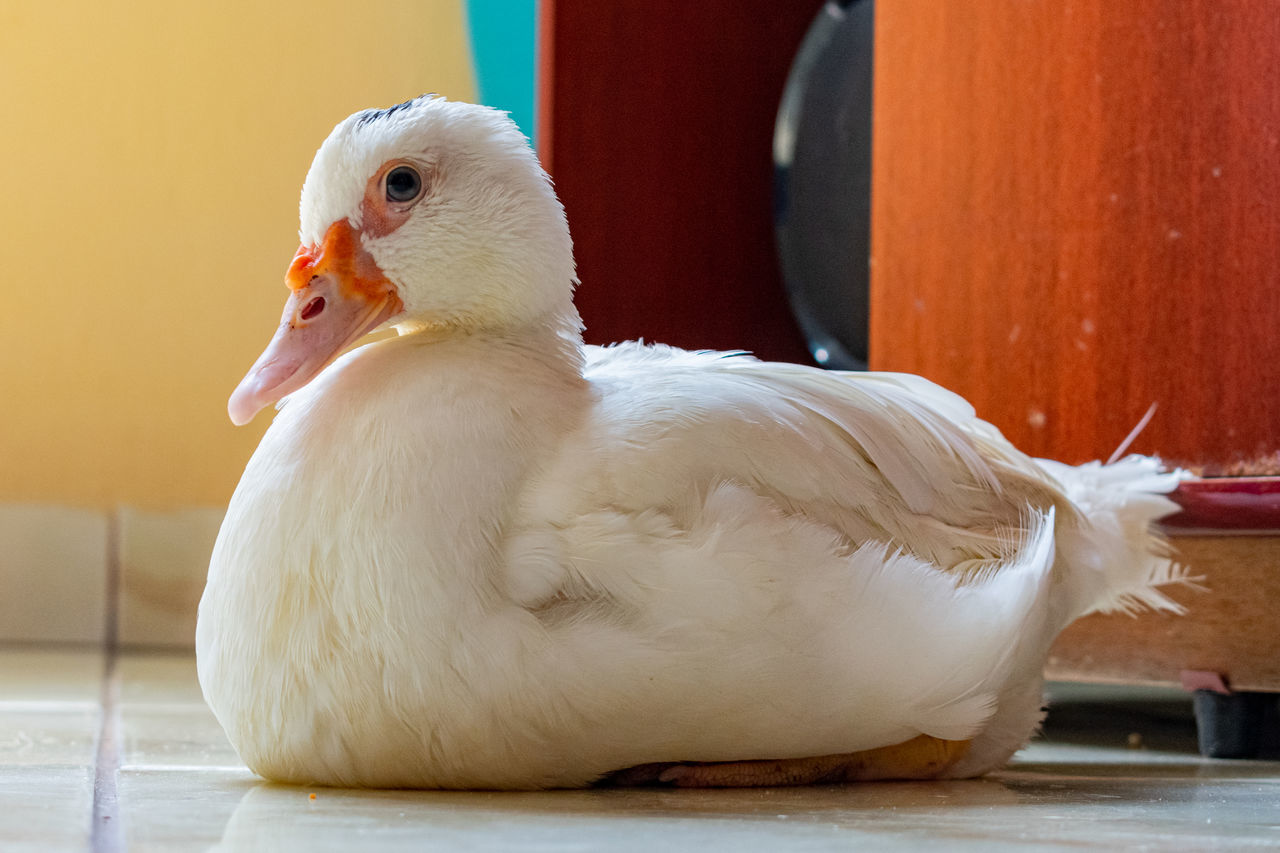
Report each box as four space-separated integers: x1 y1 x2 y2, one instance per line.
116 701 212 712
90 512 123 853
90 653 122 853
117 763 253 773
0 700 101 712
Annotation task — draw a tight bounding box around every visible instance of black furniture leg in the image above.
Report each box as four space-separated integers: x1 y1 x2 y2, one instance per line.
1192 690 1274 759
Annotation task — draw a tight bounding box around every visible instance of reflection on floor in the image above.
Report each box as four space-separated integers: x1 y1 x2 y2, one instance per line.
2 647 1278 851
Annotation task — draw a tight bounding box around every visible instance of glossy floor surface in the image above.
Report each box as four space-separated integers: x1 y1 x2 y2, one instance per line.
2 648 1278 851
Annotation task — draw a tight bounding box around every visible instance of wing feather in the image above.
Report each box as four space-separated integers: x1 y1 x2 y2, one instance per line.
572 344 1070 572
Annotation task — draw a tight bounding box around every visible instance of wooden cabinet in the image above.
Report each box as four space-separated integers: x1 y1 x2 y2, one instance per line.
869 1 1280 469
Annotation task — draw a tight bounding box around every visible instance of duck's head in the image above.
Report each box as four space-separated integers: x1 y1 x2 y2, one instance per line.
228 95 578 425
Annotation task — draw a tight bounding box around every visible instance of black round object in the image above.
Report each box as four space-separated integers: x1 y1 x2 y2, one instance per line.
773 0 874 369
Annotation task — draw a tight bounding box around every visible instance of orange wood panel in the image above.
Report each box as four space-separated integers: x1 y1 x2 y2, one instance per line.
870 2 1280 467
538 0 812 363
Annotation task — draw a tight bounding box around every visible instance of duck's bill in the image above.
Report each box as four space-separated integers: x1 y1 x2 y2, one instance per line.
227 275 400 425
228 220 402 425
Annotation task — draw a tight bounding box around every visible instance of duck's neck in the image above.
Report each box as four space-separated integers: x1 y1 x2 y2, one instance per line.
393 301 586 376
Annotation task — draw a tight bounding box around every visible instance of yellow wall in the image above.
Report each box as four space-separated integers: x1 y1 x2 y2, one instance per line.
0 1 476 508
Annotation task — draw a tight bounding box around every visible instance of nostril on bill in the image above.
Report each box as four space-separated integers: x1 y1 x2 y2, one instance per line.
300 297 326 321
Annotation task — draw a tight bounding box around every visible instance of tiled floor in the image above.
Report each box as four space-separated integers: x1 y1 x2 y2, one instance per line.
2 648 1278 851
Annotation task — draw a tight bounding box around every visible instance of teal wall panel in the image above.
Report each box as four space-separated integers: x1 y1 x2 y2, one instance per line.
465 0 538 144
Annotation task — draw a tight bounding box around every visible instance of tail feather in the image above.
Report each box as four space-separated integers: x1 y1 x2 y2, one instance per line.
1035 454 1191 619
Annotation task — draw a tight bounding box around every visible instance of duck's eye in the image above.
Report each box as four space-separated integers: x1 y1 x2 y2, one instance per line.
385 166 423 203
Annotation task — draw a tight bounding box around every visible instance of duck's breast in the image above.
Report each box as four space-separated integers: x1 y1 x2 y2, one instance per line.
197 331 588 786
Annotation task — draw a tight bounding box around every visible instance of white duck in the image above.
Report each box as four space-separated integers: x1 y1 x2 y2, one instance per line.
196 95 1184 790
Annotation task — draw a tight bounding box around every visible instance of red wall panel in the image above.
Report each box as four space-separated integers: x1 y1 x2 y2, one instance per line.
538 0 813 363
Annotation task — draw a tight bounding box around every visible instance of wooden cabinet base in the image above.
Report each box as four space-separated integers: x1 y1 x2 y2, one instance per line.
1047 535 1280 693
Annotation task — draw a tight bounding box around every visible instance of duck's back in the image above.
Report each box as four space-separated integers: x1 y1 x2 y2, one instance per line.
522 343 1071 571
